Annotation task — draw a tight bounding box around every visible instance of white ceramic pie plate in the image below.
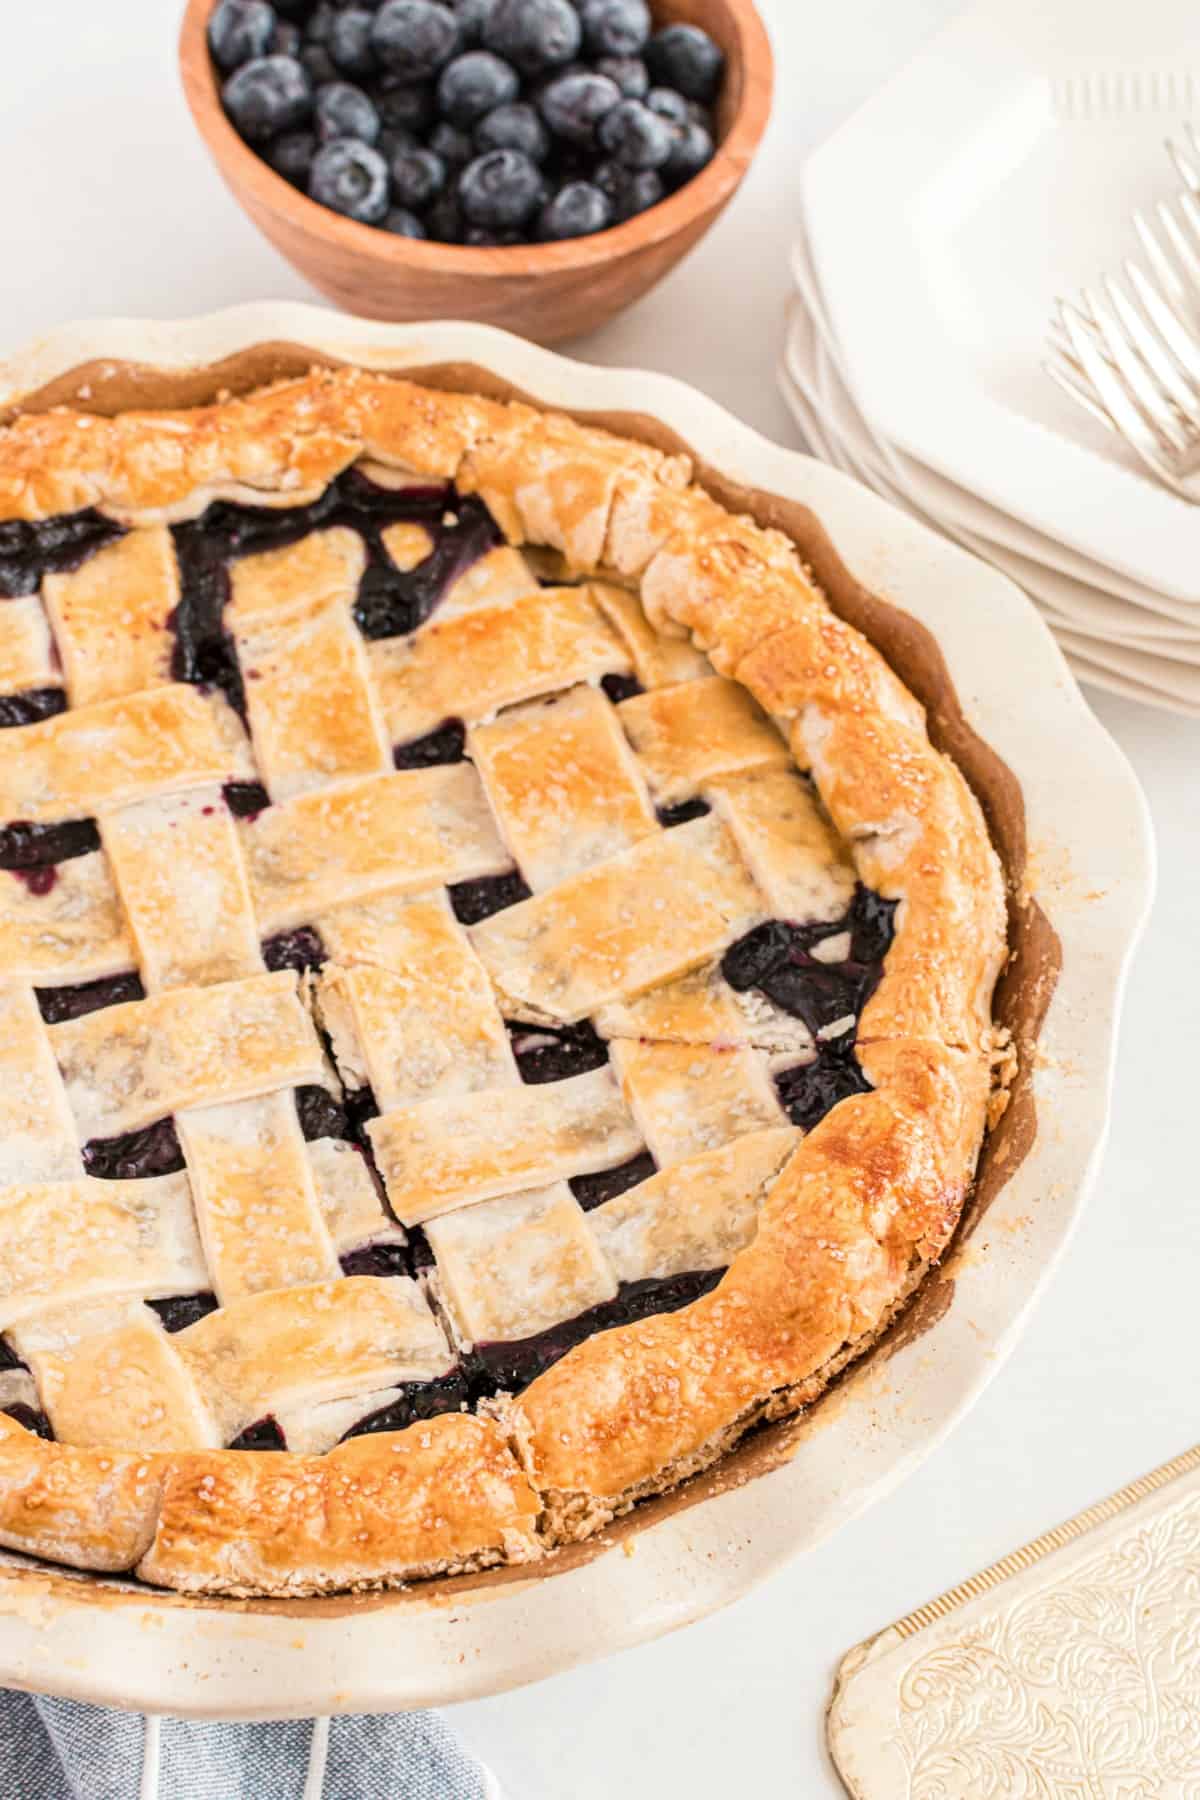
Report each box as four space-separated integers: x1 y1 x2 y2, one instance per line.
0 305 1154 1716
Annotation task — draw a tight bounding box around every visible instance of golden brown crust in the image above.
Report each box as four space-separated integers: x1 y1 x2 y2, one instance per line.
0 368 1007 1593
137 1414 540 1596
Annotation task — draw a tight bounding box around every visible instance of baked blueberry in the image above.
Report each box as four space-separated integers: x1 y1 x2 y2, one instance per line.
222 54 313 141
209 0 277 71
314 80 380 143
473 100 549 161
595 54 649 98
538 179 611 239
327 6 376 77
264 127 317 183
458 147 545 227
300 43 337 85
452 0 499 42
370 0 461 78
390 144 446 208
378 80 439 134
539 70 621 145
596 96 672 168
594 156 662 220
437 50 519 125
645 22 724 102
428 119 475 167
383 207 428 236
308 136 390 220
483 0 581 74
645 84 687 124
663 118 713 184
579 0 651 58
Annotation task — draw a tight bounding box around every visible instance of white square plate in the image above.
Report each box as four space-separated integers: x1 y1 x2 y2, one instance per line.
803 0 1200 603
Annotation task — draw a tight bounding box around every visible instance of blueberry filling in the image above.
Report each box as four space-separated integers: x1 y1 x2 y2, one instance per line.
449 868 532 924
0 509 124 599
774 1039 873 1132
295 1084 351 1142
570 1149 657 1210
465 1268 725 1399
36 971 145 1025
261 925 327 974
600 671 643 703
340 1367 472 1441
148 1292 220 1333
392 718 467 769
2 1403 53 1441
656 796 710 827
83 1117 186 1181
168 473 501 721
0 818 100 870
339 1241 409 1279
229 1416 288 1451
223 779 270 819
507 1017 609 1083
721 886 899 1039
406 1224 436 1274
0 688 67 730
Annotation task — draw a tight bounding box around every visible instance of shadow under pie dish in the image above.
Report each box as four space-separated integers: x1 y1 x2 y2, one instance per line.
0 365 1008 1599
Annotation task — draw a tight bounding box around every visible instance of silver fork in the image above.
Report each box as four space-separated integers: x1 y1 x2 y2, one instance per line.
1045 128 1200 501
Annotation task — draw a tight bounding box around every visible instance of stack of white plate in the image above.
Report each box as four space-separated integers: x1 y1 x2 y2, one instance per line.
780 0 1200 717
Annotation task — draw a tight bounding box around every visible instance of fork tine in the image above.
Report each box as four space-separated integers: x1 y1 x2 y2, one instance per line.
1133 209 1188 309
1043 353 1118 434
1082 284 1191 453
1103 274 1200 427
1177 188 1200 257
1156 199 1200 309
1189 120 1200 166
1167 135 1200 193
1058 301 1191 489
1126 259 1200 385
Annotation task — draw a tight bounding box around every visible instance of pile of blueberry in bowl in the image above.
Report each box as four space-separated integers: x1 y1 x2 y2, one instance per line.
210 0 725 244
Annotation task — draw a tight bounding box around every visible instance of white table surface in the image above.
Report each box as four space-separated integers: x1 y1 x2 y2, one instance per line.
5 3 1196 1795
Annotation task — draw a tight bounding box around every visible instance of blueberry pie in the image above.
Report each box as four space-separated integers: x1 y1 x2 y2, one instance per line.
0 369 1007 1595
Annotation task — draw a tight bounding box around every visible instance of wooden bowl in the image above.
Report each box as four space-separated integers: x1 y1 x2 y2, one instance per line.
179 0 773 345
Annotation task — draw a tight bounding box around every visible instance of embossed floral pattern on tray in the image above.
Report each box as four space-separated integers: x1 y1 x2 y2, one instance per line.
828 1445 1200 1800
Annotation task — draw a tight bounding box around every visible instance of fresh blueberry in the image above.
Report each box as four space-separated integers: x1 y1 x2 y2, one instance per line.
273 0 316 16
300 43 337 84
458 147 545 227
438 50 518 125
378 81 438 134
379 124 418 163
263 127 317 183
596 96 672 168
222 54 312 141
390 144 446 208
538 179 611 239
370 0 461 78
579 0 650 58
426 190 464 240
463 225 524 244
308 136 390 220
428 119 475 167
383 206 429 236
451 0 498 43
645 85 688 125
595 55 648 99
473 100 549 161
483 0 581 75
663 118 713 184
327 6 376 76
594 156 662 220
314 80 380 142
539 70 620 145
209 0 277 71
271 21 302 58
645 23 724 103
304 2 336 44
